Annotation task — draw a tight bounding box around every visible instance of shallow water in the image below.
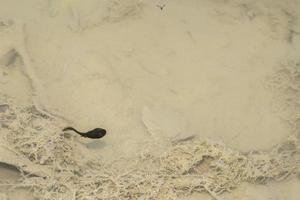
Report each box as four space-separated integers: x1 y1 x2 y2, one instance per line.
0 0 299 199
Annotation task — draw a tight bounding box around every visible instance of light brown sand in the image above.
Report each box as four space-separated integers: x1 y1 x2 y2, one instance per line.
0 0 300 199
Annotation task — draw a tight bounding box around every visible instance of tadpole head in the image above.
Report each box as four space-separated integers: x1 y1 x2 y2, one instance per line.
95 128 106 137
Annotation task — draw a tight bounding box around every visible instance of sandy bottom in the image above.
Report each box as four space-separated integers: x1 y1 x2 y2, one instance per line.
0 0 300 199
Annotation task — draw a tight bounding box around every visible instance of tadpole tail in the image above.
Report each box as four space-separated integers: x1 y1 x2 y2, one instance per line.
63 127 84 136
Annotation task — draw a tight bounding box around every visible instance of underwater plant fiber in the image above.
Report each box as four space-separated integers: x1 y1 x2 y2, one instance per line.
0 96 299 200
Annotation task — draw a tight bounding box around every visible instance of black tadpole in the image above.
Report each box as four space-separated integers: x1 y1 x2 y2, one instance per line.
63 127 106 139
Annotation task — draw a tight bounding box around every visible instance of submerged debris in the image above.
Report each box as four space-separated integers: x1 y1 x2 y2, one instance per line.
0 49 23 67
0 104 9 113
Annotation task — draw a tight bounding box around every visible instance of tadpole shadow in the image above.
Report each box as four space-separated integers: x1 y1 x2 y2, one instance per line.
85 140 107 149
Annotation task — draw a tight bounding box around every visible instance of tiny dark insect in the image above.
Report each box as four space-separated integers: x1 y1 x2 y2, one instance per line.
157 4 165 10
63 127 106 139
